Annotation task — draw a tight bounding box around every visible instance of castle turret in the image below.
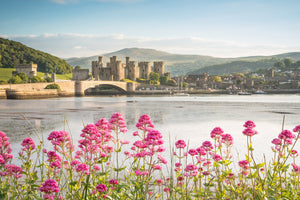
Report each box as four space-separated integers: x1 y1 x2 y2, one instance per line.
153 61 165 76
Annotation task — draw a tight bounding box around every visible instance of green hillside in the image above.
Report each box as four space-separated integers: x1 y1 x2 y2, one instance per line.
0 37 73 74
66 48 300 76
189 58 279 75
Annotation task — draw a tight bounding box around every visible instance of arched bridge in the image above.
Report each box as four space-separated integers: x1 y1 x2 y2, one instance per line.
74 81 137 96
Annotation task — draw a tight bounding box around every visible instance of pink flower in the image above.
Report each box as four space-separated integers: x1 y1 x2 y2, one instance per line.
153 165 162 170
292 163 300 173
109 179 119 185
238 160 249 170
203 171 210 176
243 128 258 137
175 140 186 149
163 187 170 193
293 125 300 133
21 138 35 151
272 138 281 146
184 164 197 172
157 155 167 164
96 183 108 193
156 179 163 185
40 179 60 194
210 127 224 139
109 113 127 133
243 121 256 129
4 164 23 178
136 114 154 131
221 134 234 145
133 131 139 136
120 140 130 145
278 130 295 140
175 162 182 167
188 149 197 156
76 163 89 175
177 176 184 181
93 165 101 171
201 141 213 151
196 147 206 156
213 154 222 162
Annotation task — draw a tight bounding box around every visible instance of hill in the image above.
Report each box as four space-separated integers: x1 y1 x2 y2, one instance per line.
189 58 279 75
0 37 72 74
66 48 300 76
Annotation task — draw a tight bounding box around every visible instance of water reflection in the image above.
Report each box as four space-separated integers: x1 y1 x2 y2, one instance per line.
0 95 299 164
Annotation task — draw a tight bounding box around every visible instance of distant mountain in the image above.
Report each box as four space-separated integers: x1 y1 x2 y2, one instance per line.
66 48 300 76
0 37 72 74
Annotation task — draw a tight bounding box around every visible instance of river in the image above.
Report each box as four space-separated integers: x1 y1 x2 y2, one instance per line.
0 94 299 164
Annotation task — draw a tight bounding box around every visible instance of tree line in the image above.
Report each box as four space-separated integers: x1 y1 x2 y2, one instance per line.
0 38 72 74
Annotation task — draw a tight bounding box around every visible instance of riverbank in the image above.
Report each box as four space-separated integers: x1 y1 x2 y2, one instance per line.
0 88 299 99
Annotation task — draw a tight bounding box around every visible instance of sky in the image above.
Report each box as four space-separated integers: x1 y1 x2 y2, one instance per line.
1 0 300 58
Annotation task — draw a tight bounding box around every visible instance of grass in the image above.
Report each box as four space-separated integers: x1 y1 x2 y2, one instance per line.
0 68 73 81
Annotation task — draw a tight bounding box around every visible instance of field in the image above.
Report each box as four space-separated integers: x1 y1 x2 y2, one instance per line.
0 68 72 82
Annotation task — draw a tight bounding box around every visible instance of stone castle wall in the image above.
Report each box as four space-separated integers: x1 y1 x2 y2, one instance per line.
91 56 167 82
13 64 37 78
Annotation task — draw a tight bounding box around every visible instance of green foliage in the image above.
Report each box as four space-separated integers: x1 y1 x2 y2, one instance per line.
149 72 160 84
29 76 44 83
0 37 72 74
0 68 14 81
190 58 279 75
16 72 28 82
274 60 285 69
167 79 177 86
45 83 60 90
74 65 81 69
159 76 169 85
211 75 222 82
44 77 53 82
136 78 148 84
283 58 293 67
8 75 24 84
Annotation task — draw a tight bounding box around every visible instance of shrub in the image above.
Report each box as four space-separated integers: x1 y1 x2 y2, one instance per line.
44 77 53 82
30 76 44 83
45 83 61 90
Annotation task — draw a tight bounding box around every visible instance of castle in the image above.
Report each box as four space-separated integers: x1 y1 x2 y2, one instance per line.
92 56 170 81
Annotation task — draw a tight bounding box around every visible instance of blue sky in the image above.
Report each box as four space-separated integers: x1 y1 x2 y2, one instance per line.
1 0 300 58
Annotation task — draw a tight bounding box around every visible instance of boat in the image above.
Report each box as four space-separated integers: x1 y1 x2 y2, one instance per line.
253 90 267 94
173 92 189 96
238 91 251 95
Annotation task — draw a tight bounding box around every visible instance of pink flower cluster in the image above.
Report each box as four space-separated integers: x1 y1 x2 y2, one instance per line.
136 114 154 131
0 164 22 178
21 138 35 151
109 112 127 133
40 179 60 200
0 131 13 165
242 121 258 137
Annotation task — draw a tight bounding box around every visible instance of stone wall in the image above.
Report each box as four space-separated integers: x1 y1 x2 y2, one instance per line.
72 69 89 81
13 64 37 78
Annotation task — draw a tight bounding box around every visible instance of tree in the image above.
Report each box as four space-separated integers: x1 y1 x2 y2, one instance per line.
159 76 169 85
16 73 28 82
167 79 177 86
211 76 222 82
30 76 44 83
274 60 285 69
75 66 81 70
283 58 293 68
8 76 23 84
149 72 160 84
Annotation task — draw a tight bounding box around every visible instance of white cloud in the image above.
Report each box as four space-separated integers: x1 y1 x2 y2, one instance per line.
2 33 300 58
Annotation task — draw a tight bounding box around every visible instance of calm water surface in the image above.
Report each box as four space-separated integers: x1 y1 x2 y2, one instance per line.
0 94 299 163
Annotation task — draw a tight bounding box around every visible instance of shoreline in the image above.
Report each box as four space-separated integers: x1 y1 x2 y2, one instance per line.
0 88 299 99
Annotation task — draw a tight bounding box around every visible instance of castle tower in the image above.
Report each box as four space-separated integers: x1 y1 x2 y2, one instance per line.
138 62 151 79
153 61 165 76
128 61 139 81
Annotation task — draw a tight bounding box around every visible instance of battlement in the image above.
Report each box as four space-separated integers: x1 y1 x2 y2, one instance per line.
91 56 169 82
